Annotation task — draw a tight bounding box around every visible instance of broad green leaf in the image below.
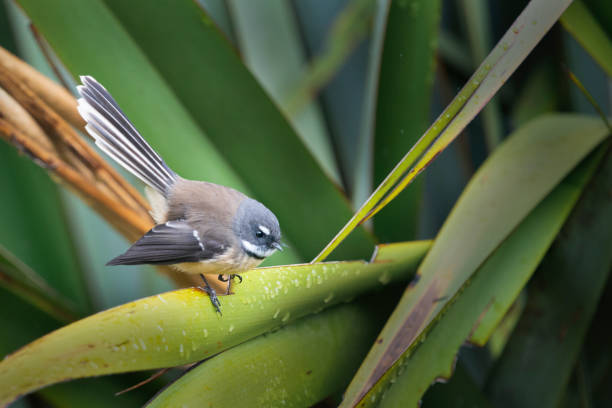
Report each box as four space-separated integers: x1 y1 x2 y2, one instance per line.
339 114 609 407
0 143 89 314
361 140 607 408
147 294 399 408
97 0 373 261
485 144 612 408
0 288 156 408
16 0 329 264
371 0 441 242
228 0 339 183
0 287 60 358
3 3 90 308
0 254 155 408
0 245 79 323
6 0 173 310
14 0 245 190
62 196 175 309
313 0 574 262
561 1 612 77
467 145 607 347
0 241 430 406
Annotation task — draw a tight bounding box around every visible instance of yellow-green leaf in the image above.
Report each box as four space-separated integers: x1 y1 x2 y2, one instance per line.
340 114 609 407
0 241 430 406
147 295 397 408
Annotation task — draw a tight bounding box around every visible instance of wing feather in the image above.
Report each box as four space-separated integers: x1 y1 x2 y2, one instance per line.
107 221 227 265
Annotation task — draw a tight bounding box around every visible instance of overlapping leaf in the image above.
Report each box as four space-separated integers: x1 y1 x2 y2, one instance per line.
17 0 374 263
0 241 429 406
313 0 574 262
486 145 612 408
340 114 609 407
147 295 398 408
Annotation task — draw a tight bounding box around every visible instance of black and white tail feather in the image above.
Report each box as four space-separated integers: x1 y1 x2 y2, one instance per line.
77 76 218 268
77 76 176 196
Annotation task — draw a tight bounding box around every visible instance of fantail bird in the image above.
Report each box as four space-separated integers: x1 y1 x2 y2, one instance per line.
76 76 282 313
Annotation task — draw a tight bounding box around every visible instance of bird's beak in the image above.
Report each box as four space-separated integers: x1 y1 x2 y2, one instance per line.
272 242 283 251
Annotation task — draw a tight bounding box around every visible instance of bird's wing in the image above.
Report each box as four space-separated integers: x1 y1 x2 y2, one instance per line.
107 221 228 265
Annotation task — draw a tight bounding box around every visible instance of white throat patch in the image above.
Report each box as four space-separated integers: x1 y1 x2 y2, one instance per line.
241 239 276 259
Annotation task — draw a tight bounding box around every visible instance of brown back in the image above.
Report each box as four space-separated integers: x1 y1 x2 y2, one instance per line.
167 178 247 244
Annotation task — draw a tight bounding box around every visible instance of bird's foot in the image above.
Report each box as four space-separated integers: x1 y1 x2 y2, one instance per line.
218 274 243 295
199 274 222 315
217 274 243 283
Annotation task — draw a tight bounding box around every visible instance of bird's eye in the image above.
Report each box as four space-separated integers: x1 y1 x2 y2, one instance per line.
256 230 264 238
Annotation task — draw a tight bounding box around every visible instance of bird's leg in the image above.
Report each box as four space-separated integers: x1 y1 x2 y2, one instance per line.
220 274 243 295
217 273 230 295
199 274 221 315
217 274 243 295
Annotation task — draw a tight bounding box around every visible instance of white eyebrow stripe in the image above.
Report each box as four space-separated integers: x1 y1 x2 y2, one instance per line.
258 225 270 235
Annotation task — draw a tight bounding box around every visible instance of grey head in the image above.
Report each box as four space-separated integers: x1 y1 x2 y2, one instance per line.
233 198 282 259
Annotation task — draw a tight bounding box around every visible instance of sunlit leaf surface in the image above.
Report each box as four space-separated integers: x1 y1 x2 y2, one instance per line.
0 241 429 406
148 295 397 408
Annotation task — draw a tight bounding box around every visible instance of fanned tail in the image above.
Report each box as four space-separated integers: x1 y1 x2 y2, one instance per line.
77 75 176 196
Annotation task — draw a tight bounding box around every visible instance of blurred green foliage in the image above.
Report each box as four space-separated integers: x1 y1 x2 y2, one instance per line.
0 0 610 406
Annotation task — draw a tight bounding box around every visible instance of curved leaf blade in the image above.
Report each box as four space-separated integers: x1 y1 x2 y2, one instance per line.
0 143 89 314
0 241 430 406
99 0 374 260
378 144 608 407
15 0 247 193
20 0 364 263
485 144 612 408
0 245 79 323
340 114 610 407
312 0 574 263
148 295 396 408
